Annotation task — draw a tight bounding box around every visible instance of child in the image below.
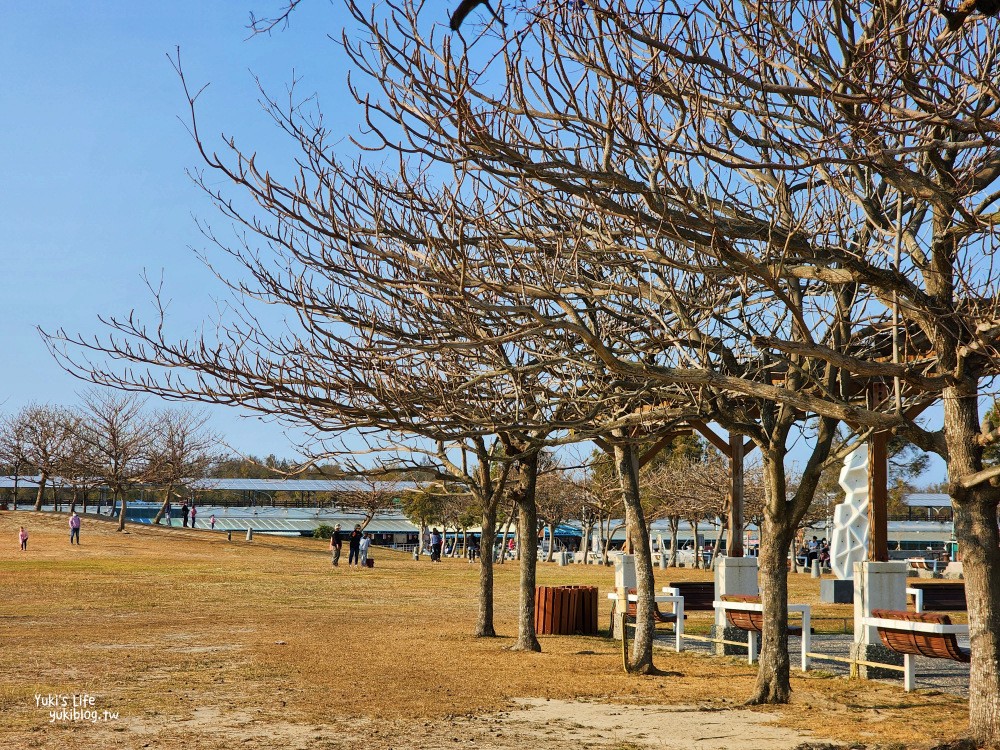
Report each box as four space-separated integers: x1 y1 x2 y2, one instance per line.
18 526 28 551
359 533 372 567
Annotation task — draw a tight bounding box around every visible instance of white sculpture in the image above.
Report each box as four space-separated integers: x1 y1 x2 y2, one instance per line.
830 445 870 580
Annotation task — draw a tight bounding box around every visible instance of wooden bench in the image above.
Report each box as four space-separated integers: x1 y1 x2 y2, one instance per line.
609 588 680 631
663 581 715 611
607 589 685 652
906 557 939 573
720 594 803 635
906 581 966 612
716 594 812 671
866 609 970 691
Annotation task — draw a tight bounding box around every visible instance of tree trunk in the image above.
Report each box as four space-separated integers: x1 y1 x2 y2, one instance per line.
152 485 174 525
748 458 795 704
691 519 701 569
943 384 1000 745
613 435 656 674
33 473 48 511
669 517 680 566
595 510 604 563
954 491 1000 745
711 524 725 570
69 488 78 514
545 522 555 562
117 491 127 532
498 505 516 564
511 451 541 652
602 521 619 566
581 520 593 565
475 503 498 637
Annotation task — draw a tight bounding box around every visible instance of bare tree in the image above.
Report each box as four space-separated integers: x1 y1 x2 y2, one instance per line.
56 414 101 514
535 458 577 562
16 404 77 511
75 391 156 531
0 409 32 510
336 477 402 530
581 461 625 566
147 409 217 525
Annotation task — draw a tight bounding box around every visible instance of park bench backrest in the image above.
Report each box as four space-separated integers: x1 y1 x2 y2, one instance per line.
624 588 639 618
624 588 676 624
870 609 971 662
906 582 967 611
719 594 804 636
666 581 715 611
720 594 764 631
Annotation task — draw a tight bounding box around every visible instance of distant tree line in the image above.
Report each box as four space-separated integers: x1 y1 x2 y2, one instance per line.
0 391 217 530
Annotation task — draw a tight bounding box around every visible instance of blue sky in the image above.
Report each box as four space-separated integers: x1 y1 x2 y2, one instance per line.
0 2 949 483
0 1 365 458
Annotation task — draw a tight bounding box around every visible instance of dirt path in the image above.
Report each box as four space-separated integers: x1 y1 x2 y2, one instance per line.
92 697 829 750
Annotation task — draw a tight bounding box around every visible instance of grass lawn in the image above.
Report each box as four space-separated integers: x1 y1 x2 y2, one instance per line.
0 511 967 749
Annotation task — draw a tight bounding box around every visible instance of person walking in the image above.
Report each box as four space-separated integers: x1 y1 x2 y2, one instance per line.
18 526 28 551
189 504 197 528
69 512 81 545
359 533 372 568
181 503 190 528
210 514 216 530
348 524 363 567
165 503 172 527
330 523 343 567
429 528 441 562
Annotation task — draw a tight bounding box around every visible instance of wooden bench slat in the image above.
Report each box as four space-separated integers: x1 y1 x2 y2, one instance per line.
720 594 803 635
906 581 967 611
621 588 679 626
665 581 715 611
870 608 970 663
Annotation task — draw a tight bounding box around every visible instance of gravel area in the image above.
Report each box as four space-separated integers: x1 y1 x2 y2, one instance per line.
655 632 971 697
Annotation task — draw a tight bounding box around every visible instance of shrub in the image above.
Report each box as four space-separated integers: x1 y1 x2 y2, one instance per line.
313 523 335 540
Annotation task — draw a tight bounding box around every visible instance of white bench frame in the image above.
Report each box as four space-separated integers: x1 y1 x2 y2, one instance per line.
860 615 969 691
607 591 685 652
713 599 812 671
905 586 924 613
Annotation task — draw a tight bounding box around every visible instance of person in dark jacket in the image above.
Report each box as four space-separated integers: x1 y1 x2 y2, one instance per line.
330 523 343 567
348 524 363 566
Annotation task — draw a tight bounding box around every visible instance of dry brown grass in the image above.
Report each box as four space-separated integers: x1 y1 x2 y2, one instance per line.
0 511 967 749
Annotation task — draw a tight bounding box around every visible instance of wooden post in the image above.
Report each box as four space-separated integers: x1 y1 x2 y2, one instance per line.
868 430 889 563
727 434 745 558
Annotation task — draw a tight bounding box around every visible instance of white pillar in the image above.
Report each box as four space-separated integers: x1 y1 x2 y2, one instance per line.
714 556 758 654
612 554 636 640
853 561 906 677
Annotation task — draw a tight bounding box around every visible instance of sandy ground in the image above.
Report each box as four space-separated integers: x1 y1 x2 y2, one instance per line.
65 697 829 750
